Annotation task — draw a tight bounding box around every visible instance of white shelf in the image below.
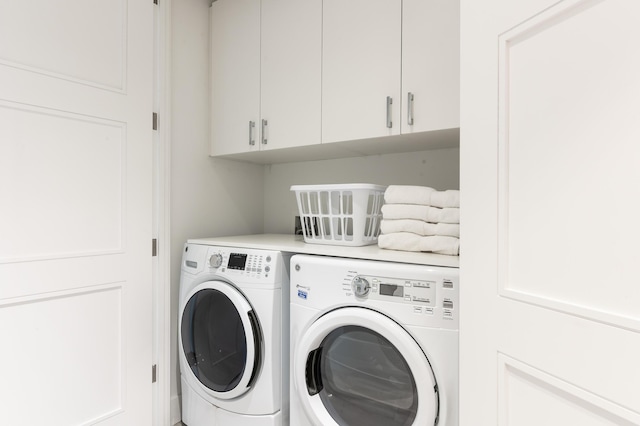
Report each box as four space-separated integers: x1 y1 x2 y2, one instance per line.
188 234 459 268
211 128 459 164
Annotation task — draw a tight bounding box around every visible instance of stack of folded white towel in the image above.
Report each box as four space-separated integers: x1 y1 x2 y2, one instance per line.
378 185 460 256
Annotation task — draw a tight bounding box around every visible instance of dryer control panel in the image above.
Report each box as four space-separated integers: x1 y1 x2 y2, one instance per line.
353 275 435 302
345 272 459 328
290 254 459 329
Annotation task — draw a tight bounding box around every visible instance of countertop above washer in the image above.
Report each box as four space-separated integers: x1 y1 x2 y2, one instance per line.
188 234 459 268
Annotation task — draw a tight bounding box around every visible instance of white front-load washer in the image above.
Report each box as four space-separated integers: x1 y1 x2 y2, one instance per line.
290 254 459 426
179 242 290 426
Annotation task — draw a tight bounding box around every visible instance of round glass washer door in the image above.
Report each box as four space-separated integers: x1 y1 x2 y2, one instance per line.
294 307 438 426
179 281 262 400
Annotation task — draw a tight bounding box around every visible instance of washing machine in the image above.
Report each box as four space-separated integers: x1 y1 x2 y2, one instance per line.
290 254 458 426
179 242 290 426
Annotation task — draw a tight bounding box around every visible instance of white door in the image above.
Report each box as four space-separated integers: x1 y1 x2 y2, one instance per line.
460 0 640 424
0 0 153 424
322 0 401 144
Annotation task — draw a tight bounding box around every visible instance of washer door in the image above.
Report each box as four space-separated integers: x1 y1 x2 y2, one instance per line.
294 307 438 426
180 281 262 400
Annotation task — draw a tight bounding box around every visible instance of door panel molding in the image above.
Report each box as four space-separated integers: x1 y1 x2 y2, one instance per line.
0 0 127 91
497 0 640 332
0 100 126 263
0 282 126 424
498 354 640 425
461 0 640 423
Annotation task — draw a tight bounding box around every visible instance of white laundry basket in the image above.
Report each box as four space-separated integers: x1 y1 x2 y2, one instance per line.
291 184 387 246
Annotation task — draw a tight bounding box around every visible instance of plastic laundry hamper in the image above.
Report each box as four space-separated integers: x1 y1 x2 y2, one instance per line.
291 184 387 246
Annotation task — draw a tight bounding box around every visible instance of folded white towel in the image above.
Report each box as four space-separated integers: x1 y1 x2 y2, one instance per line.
378 233 459 256
429 189 460 208
384 185 435 205
384 185 460 208
381 204 460 224
380 219 460 238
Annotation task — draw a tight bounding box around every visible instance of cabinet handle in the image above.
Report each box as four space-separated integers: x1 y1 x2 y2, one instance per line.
407 92 414 126
262 119 268 145
249 121 255 146
386 96 393 129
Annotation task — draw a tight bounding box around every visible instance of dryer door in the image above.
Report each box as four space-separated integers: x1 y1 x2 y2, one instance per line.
180 281 262 400
294 307 438 426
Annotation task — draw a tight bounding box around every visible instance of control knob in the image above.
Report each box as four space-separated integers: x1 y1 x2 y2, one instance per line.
352 276 371 298
209 253 223 268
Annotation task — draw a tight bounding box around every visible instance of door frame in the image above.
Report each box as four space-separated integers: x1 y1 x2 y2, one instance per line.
153 0 172 423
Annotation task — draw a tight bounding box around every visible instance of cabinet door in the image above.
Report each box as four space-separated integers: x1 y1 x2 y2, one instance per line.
210 0 260 156
322 0 402 144
401 0 460 134
261 0 321 150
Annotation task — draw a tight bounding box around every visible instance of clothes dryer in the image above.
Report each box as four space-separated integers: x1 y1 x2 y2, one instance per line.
290 254 458 426
179 243 290 426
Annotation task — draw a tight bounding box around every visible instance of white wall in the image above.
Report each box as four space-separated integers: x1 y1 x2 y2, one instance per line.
170 0 264 422
263 147 460 233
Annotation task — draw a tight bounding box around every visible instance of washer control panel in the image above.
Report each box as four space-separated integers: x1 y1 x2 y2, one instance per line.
218 251 266 276
183 243 283 283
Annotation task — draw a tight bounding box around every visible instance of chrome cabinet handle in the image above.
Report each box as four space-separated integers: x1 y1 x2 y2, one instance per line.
386 96 393 129
249 121 255 146
407 92 414 126
261 119 268 145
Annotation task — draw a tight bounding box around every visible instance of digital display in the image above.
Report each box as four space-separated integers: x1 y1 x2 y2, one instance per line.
379 283 403 297
228 253 247 270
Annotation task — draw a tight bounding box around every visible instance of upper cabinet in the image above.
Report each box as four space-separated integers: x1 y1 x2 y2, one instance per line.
210 0 260 156
402 0 460 134
322 0 402 144
261 0 322 151
323 0 460 144
210 0 322 156
210 0 459 162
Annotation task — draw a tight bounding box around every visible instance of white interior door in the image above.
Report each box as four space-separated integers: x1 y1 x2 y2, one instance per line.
0 0 153 424
461 0 640 424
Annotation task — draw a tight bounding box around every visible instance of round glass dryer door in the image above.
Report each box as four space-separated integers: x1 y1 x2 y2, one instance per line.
294 307 438 426
180 281 262 400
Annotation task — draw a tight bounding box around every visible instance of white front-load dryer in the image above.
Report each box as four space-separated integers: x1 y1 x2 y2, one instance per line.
179 243 290 426
290 254 459 426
